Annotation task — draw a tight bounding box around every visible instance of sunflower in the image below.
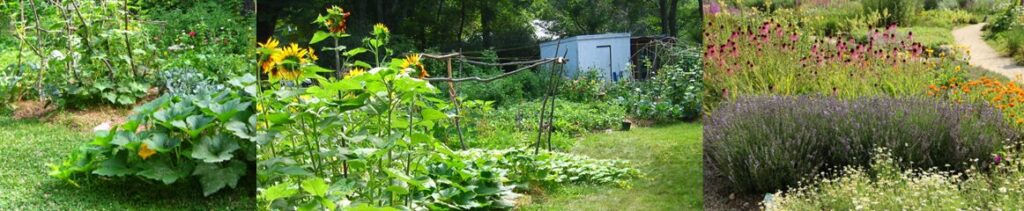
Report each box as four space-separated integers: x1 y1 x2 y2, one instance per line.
374 23 390 35
259 38 280 73
401 54 431 79
307 47 319 61
268 43 310 80
345 68 366 79
401 53 425 75
323 6 351 33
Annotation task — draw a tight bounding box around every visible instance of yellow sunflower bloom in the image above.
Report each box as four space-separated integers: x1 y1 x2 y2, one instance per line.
374 23 390 34
401 54 426 77
268 43 309 80
308 47 319 61
259 37 279 49
259 38 281 73
346 68 366 79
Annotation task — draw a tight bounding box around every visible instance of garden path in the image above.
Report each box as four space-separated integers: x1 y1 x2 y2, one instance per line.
522 123 703 210
953 23 1024 81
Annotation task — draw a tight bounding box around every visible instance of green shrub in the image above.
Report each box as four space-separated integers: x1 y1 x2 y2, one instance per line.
490 100 624 136
3 0 252 107
863 0 922 26
766 147 1024 210
145 0 254 81
985 5 1020 37
912 9 978 28
610 46 702 122
705 96 1016 193
48 74 258 196
1005 28 1024 55
559 70 605 102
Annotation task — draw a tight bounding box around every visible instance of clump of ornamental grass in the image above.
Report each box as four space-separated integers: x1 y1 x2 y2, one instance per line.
705 96 1017 193
765 147 1024 210
703 14 954 110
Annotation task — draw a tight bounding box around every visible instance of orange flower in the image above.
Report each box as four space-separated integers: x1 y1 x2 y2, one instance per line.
138 143 156 160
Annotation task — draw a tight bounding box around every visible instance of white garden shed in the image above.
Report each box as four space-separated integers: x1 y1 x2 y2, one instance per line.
539 33 631 82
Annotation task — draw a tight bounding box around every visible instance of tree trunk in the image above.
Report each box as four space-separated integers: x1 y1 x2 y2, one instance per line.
456 0 466 48
658 0 669 35
668 0 678 37
481 3 495 48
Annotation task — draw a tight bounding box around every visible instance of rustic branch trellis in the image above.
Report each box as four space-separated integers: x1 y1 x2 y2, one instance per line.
420 44 568 154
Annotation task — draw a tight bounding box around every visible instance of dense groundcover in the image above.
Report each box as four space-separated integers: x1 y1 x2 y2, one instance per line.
705 95 1018 193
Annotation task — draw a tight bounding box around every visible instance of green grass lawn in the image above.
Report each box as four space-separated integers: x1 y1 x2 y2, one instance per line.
0 116 255 210
522 122 703 210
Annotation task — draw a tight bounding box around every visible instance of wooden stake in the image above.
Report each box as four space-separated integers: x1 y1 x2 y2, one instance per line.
446 56 467 150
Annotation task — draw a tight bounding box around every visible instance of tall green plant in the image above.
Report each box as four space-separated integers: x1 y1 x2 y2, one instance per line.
862 0 922 26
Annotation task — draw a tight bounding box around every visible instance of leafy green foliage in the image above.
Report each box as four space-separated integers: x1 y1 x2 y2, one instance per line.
488 100 624 136
258 10 642 209
862 0 923 25
558 70 605 103
986 4 1020 37
0 116 254 210
48 74 258 196
144 0 254 80
2 0 252 108
611 46 703 122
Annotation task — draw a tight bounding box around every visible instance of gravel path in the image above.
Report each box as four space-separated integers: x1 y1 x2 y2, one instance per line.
953 23 1024 81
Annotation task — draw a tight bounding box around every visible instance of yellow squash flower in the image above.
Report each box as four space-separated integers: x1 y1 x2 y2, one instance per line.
138 143 156 160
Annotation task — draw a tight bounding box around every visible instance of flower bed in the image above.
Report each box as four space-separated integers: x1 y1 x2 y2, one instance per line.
705 96 1016 193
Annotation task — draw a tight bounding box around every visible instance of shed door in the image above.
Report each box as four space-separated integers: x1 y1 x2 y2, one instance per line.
596 45 612 82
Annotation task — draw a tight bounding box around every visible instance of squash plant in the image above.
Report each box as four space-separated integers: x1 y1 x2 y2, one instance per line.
49 74 259 196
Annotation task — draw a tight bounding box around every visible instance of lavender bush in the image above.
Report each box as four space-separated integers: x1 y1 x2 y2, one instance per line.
705 96 1018 193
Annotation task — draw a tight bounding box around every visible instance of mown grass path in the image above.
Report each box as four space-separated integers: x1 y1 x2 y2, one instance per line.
522 123 703 210
0 117 255 210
